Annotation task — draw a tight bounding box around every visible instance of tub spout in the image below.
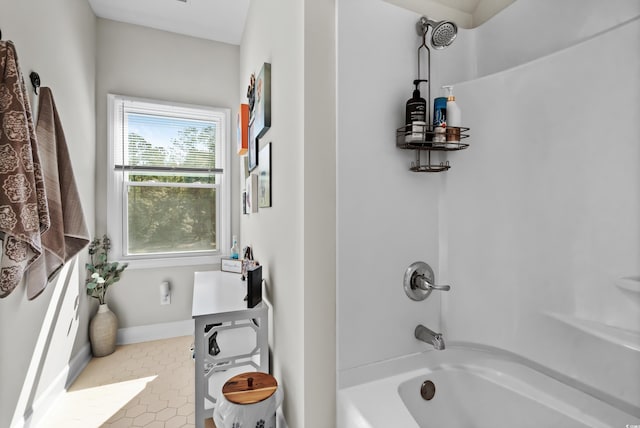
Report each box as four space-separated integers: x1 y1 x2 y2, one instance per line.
415 324 445 350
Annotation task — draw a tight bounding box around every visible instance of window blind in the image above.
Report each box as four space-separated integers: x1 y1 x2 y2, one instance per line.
113 97 224 174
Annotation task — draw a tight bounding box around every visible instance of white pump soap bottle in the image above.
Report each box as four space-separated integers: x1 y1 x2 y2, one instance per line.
442 85 461 146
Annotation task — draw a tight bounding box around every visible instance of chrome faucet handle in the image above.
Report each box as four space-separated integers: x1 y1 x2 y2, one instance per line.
404 261 452 301
415 274 451 292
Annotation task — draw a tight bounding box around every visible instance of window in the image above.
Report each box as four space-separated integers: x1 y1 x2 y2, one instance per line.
107 94 230 267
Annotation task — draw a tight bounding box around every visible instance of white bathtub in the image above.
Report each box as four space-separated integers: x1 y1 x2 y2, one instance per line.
338 345 640 428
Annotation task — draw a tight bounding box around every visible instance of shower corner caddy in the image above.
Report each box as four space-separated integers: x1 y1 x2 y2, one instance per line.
396 125 470 172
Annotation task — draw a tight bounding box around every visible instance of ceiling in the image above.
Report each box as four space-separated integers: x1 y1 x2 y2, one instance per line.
87 0 250 45
385 0 515 28
87 0 514 46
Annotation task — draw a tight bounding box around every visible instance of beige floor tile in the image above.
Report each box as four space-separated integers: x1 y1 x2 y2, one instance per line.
168 395 188 408
146 400 169 413
166 414 188 428
156 406 178 421
132 412 155 426
43 336 205 427
177 403 194 416
141 421 164 428
125 404 147 418
105 417 133 428
109 408 127 422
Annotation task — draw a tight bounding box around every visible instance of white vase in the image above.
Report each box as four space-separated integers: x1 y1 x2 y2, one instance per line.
89 303 117 357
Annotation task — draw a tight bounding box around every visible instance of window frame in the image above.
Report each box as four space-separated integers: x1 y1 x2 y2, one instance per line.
107 94 230 269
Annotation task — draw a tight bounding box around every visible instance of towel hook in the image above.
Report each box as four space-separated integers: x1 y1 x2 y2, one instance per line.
30 71 40 94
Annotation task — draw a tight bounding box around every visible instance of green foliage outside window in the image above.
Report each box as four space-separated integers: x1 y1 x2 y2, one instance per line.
124 125 217 255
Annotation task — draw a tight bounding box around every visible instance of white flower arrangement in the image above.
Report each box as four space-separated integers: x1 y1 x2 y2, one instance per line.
85 235 128 305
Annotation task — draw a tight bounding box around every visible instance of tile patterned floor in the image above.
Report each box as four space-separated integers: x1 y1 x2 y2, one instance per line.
44 336 216 428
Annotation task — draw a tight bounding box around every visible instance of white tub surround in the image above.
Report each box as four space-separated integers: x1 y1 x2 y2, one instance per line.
337 0 640 422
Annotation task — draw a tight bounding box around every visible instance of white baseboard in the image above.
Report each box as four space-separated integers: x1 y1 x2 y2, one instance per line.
65 343 92 388
117 319 195 345
22 343 91 428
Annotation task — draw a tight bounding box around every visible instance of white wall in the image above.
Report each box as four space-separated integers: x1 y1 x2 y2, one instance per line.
239 1 305 426
0 0 96 426
303 0 337 423
240 0 337 426
337 0 442 373
95 19 240 329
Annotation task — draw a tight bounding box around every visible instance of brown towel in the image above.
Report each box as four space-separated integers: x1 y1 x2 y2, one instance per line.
0 40 50 298
25 87 90 299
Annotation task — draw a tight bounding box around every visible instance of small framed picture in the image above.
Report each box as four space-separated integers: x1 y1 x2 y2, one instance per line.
241 156 250 182
237 103 249 155
246 174 258 213
258 143 271 208
248 118 258 172
253 63 271 139
242 190 248 215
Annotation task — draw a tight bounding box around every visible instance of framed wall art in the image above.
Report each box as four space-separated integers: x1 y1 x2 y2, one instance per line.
242 190 248 215
248 118 258 172
246 174 259 213
240 155 249 182
253 62 271 139
258 143 271 208
237 103 249 155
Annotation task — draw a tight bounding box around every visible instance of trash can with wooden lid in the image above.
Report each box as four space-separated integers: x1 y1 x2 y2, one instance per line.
213 372 283 428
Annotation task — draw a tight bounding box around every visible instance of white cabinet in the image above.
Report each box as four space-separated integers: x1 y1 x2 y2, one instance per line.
192 271 269 428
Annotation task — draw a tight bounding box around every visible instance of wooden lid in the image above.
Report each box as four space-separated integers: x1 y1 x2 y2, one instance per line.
222 372 278 405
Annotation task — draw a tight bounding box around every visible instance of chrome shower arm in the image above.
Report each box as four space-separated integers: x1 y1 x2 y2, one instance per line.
417 31 431 124
414 15 458 108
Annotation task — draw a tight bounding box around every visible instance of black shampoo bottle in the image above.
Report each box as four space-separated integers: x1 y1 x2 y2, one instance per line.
406 79 427 125
405 79 428 142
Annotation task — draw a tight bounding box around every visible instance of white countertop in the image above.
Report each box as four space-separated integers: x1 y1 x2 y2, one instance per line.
191 270 249 317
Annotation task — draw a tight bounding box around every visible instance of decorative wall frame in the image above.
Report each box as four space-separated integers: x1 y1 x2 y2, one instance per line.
248 118 258 172
246 174 258 213
253 63 271 139
237 103 249 155
258 143 272 208
241 156 250 181
242 190 248 215
246 73 256 112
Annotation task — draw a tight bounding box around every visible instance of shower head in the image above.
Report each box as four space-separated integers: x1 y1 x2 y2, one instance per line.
416 16 458 49
430 21 457 48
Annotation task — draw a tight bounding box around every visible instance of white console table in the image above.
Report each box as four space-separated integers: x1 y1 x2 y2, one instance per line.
192 270 269 428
